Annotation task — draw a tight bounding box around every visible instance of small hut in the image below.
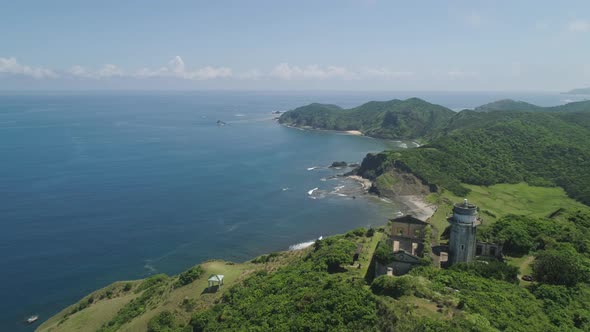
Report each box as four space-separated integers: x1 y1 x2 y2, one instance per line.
207 274 224 289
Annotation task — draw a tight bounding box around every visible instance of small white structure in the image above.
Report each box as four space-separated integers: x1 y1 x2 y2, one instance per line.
207 274 224 289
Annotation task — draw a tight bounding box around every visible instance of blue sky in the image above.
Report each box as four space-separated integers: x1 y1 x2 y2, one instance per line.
1 0 589 90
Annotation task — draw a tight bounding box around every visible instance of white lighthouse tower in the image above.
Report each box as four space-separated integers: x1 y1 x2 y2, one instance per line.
448 199 480 265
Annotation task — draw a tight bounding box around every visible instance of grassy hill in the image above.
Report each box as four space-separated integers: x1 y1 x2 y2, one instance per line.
278 98 456 139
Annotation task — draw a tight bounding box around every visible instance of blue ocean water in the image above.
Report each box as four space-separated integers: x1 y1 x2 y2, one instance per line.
0 91 583 331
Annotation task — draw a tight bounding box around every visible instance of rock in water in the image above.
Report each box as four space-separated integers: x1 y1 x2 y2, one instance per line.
329 161 347 168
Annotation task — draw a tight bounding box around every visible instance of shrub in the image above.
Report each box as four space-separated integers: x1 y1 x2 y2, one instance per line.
371 275 412 299
533 245 590 287
450 261 519 283
174 266 204 288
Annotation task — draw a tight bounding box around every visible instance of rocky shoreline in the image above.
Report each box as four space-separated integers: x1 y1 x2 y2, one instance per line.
346 171 436 221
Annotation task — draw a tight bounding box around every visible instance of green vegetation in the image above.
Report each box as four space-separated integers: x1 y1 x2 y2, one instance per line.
98 275 170 331
312 237 356 271
449 260 518 283
174 265 204 288
147 311 189 332
371 275 414 298
533 245 590 287
426 183 588 240
473 99 542 112
278 98 455 139
361 106 590 204
284 98 590 204
38 207 590 332
39 97 590 332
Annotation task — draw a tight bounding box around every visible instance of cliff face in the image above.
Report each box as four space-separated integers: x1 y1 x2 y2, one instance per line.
354 152 435 199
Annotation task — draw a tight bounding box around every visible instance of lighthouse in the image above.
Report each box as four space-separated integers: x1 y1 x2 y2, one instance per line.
448 199 480 265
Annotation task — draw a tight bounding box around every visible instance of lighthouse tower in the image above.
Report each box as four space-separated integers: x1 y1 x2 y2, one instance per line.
448 199 480 265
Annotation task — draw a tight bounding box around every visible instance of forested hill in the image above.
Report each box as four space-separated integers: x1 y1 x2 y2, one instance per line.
278 98 455 139
355 102 590 205
473 99 542 112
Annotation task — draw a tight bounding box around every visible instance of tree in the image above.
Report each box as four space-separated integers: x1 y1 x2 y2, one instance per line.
533 245 590 287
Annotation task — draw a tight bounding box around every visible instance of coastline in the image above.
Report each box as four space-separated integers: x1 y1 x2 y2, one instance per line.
283 123 365 137
346 175 437 221
396 195 437 221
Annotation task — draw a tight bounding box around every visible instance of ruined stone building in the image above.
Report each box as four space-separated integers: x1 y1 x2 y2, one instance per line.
375 215 430 276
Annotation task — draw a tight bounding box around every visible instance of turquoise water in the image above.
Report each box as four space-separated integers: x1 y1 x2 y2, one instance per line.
0 91 581 330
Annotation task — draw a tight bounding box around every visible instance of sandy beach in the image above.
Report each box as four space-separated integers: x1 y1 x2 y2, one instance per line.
397 195 437 221
344 130 363 136
347 175 436 221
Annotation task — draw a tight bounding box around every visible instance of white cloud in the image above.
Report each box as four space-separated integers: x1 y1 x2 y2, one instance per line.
270 63 355 80
66 56 231 80
0 57 57 79
1 56 417 83
68 64 124 79
567 19 590 32
361 67 414 79
135 56 232 80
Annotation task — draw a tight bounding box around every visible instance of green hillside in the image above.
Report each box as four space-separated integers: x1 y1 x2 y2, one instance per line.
278 98 456 139
473 99 542 112
39 202 590 332
342 99 590 205
38 97 590 331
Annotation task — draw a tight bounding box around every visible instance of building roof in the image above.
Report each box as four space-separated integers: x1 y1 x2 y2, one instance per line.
208 274 224 282
390 215 428 225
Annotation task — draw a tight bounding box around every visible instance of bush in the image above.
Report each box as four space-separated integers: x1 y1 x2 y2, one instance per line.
138 274 168 292
345 227 366 238
147 311 188 332
311 237 356 272
533 245 590 287
371 275 413 299
450 261 519 283
373 241 393 265
174 266 204 288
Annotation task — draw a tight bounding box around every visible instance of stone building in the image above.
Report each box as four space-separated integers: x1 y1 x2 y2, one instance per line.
375 215 429 276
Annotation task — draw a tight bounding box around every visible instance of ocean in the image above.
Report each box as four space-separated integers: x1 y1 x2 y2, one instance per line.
0 90 584 331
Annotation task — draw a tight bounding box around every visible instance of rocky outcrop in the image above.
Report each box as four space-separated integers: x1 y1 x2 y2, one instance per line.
353 152 436 200
329 161 348 168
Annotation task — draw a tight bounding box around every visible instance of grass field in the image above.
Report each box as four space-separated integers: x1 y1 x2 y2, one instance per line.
36 259 270 332
427 183 588 241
